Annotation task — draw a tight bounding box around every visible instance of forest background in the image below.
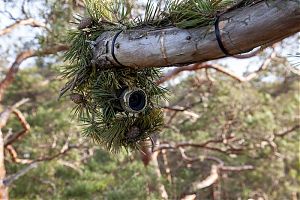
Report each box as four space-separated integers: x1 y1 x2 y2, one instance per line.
0 0 299 199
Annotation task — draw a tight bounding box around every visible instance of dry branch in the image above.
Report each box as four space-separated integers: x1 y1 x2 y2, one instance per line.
157 63 250 84
151 150 169 200
157 45 278 84
0 45 69 101
93 0 300 69
0 18 47 36
5 145 32 164
0 99 29 199
4 109 30 147
154 135 239 154
274 125 300 138
0 99 29 129
182 163 253 199
2 162 38 186
188 163 253 191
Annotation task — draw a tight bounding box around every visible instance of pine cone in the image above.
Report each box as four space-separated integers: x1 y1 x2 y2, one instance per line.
125 126 141 141
78 17 93 29
70 93 86 104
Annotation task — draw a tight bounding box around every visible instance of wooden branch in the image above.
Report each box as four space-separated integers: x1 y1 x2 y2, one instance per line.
5 145 32 164
93 0 300 68
0 18 47 36
34 143 80 162
151 150 169 200
157 63 250 84
241 50 277 81
0 45 69 101
191 165 219 190
0 99 28 199
274 125 300 138
184 163 253 198
220 165 254 172
178 148 225 165
154 137 242 154
161 149 172 183
0 99 29 129
157 47 277 84
4 109 30 147
6 142 81 165
2 162 38 186
189 163 253 190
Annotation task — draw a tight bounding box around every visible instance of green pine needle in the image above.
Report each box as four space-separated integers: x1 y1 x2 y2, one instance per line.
61 0 256 152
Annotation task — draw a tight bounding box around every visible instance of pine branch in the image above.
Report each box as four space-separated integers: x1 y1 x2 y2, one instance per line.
60 0 299 152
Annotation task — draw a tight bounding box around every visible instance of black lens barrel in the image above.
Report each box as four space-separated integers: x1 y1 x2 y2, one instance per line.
120 88 147 113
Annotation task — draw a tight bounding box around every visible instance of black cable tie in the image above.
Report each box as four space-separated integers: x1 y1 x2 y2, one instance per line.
111 30 126 67
214 14 233 57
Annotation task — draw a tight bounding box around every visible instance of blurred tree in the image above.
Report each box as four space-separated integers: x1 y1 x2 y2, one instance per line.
0 0 299 200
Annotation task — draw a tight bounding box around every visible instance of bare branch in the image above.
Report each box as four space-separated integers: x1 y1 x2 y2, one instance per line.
151 150 169 200
157 47 278 85
180 160 253 200
5 145 32 164
0 99 29 129
161 149 172 183
0 45 69 101
179 148 225 166
155 136 239 154
274 125 300 138
220 165 254 172
6 139 83 165
0 18 47 36
191 165 219 190
157 63 253 85
2 162 39 186
93 1 300 68
4 109 30 147
241 50 277 81
34 143 81 163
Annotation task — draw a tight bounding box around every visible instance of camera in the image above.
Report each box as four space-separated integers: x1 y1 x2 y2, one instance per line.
119 87 147 113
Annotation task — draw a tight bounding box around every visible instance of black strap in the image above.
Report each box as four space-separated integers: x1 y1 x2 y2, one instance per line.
214 14 233 56
111 30 125 67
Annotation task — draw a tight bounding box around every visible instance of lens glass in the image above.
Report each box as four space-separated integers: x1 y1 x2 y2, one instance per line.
129 91 146 111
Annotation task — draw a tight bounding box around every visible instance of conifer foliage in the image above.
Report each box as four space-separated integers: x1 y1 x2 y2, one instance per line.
60 0 256 152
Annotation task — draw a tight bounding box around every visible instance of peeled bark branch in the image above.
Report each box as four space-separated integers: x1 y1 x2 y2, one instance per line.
93 0 300 68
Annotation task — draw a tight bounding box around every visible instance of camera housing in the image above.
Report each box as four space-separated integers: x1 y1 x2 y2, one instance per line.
120 87 147 113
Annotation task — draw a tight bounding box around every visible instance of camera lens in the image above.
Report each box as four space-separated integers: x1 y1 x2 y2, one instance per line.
120 88 147 113
129 91 146 111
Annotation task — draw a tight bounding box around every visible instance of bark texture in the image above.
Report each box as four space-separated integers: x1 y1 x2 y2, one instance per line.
93 0 300 68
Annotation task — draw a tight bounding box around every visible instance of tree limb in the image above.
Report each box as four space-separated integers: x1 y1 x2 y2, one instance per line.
2 162 38 186
157 46 278 84
274 125 300 138
157 63 249 84
5 145 32 164
0 18 47 36
154 137 242 155
0 45 69 101
151 150 169 200
4 109 30 147
0 99 29 129
93 0 300 68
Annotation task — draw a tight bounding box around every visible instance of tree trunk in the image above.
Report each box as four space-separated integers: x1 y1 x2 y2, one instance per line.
92 0 300 68
0 130 8 200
